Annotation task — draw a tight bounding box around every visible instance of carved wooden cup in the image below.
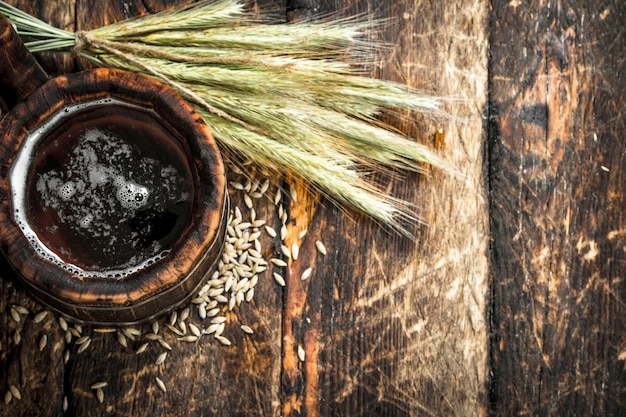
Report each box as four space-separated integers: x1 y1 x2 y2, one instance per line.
0 15 228 325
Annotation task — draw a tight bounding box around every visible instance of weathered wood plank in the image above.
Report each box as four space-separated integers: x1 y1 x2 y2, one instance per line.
489 1 626 415
0 0 489 416
285 1 489 416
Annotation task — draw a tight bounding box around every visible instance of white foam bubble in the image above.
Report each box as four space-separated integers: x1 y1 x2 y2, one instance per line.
79 213 94 228
116 180 150 210
57 181 77 201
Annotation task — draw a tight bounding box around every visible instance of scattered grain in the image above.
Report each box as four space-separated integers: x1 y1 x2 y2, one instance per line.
33 310 48 323
204 323 221 335
245 288 255 302
301 267 313 281
260 179 270 194
244 193 253 209
145 332 161 341
198 303 207 319
59 316 68 331
273 272 286 286
136 342 149 354
179 307 190 322
157 339 173 351
211 316 227 324
90 382 108 390
178 335 199 342
77 338 92 353
10 307 21 323
214 323 226 337
63 396 68 412
298 346 306 362
9 385 21 400
216 336 232 346
280 224 288 241
155 377 167 393
4 391 11 405
124 327 141 338
298 229 308 240
241 325 254 334
14 305 29 315
76 335 90 345
168 311 178 327
38 334 48 351
189 323 201 337
13 330 21 345
96 388 104 403
93 327 116 333
230 181 244 190
151 321 160 335
64 349 70 364
271 258 287 267
315 240 327 255
155 351 168 365
289 184 298 202
165 324 184 336
116 331 128 348
274 188 282 205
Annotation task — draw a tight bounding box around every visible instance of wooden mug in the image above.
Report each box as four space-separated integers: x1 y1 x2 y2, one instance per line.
0 15 228 325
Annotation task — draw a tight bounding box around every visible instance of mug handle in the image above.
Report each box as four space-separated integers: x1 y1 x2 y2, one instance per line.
0 13 48 111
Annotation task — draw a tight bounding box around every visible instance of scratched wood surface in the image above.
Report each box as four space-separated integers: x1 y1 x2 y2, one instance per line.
6 1 624 417
488 1 626 415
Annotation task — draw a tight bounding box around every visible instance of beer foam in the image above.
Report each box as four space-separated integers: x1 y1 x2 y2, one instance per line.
10 99 192 279
116 181 150 210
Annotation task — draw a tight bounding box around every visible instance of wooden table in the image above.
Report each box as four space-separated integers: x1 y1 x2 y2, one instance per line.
1 1 624 416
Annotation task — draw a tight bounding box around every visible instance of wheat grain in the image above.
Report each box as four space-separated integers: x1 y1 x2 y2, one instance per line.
90 382 108 389
315 240 327 255
273 272 286 287
155 377 167 393
9 385 21 400
301 267 313 281
77 338 92 353
155 351 168 365
10 307 21 323
96 388 104 403
33 310 48 323
38 334 47 351
13 305 29 315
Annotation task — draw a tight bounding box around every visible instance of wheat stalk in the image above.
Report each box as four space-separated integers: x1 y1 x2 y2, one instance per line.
0 0 452 237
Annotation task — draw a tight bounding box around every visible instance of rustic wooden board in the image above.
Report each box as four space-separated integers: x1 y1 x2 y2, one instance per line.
489 1 626 415
0 1 488 416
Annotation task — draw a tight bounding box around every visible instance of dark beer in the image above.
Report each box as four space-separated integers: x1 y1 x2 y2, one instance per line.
12 101 196 277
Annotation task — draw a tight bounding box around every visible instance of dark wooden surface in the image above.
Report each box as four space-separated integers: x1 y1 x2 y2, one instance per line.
488 1 626 415
0 0 623 416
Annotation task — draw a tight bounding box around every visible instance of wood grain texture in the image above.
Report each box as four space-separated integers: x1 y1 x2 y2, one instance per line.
284 1 489 416
0 0 488 416
489 1 626 415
